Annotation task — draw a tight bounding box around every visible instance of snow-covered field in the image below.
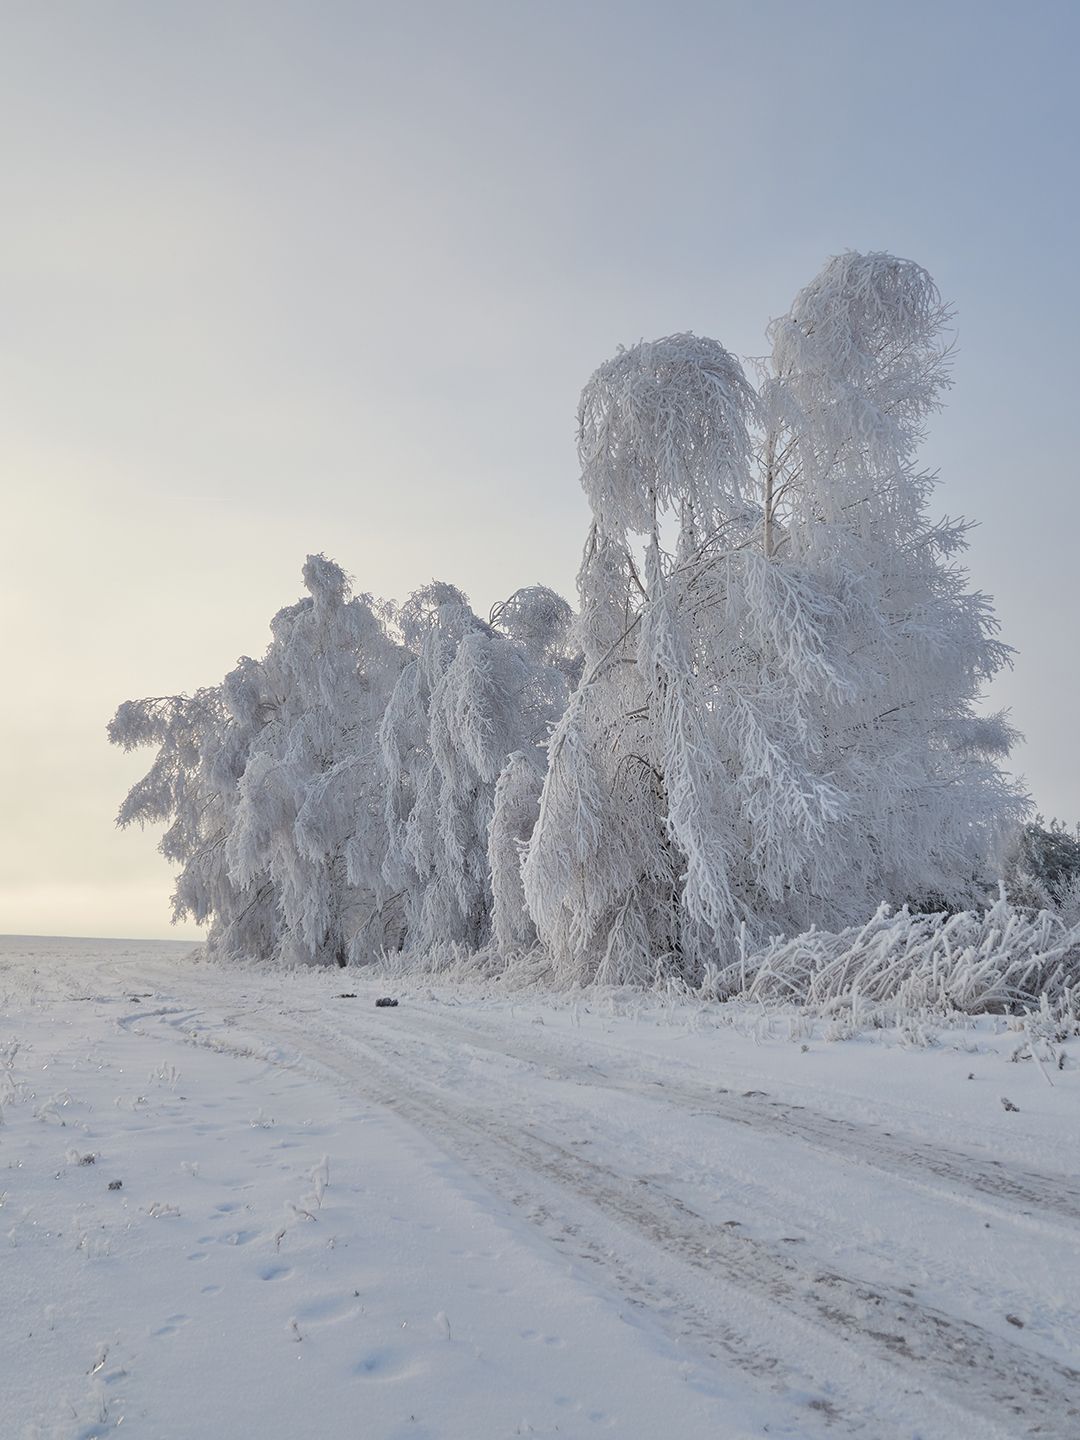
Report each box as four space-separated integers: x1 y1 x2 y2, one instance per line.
2 937 1078 1439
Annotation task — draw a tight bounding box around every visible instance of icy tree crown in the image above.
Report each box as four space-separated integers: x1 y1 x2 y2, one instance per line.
489 585 574 661
578 333 755 535
768 251 953 453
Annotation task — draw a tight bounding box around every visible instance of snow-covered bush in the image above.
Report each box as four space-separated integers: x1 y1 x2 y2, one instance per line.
1005 818 1080 917
700 896 1080 1020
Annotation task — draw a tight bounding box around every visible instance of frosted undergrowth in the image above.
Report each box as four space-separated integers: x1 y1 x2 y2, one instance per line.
362 896 1080 1041
702 896 1080 1020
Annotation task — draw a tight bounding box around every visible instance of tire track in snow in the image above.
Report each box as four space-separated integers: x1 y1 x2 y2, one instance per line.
145 999 1080 1440
370 1002 1080 1229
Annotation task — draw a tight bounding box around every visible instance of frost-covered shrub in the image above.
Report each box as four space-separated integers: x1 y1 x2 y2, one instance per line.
1005 818 1080 914
701 896 1080 1018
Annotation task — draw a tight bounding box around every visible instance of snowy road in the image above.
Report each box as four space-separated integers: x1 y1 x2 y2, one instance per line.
3 938 1079 1438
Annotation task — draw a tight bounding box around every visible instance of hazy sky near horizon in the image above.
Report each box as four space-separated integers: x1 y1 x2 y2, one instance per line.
2 0 1078 941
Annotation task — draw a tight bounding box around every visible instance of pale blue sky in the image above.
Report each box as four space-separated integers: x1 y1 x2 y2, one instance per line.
1 0 1077 939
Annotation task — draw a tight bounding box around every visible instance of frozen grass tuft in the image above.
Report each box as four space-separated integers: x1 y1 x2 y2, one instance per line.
698 895 1080 1019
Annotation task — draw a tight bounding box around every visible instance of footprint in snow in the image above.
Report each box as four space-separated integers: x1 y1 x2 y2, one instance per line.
352 1347 419 1380
295 1294 361 1326
519 1329 565 1347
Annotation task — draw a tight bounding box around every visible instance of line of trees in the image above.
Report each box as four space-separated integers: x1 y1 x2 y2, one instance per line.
111 252 1031 983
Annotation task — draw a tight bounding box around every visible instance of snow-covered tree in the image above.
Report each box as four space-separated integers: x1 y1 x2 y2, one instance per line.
227 555 406 965
381 582 573 961
756 251 1027 924
524 337 762 984
488 747 548 957
112 249 1027 990
108 661 281 960
523 254 1026 984
485 586 577 959
379 584 486 954
112 555 405 965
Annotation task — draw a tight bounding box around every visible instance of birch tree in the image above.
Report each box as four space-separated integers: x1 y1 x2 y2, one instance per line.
381 582 573 960
523 253 1025 983
227 555 406 965
757 251 1026 925
108 659 281 960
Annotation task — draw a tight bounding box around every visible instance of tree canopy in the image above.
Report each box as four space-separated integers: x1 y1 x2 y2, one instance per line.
112 251 1034 982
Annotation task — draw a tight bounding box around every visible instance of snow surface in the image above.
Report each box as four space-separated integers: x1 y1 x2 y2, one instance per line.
2 935 1078 1438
